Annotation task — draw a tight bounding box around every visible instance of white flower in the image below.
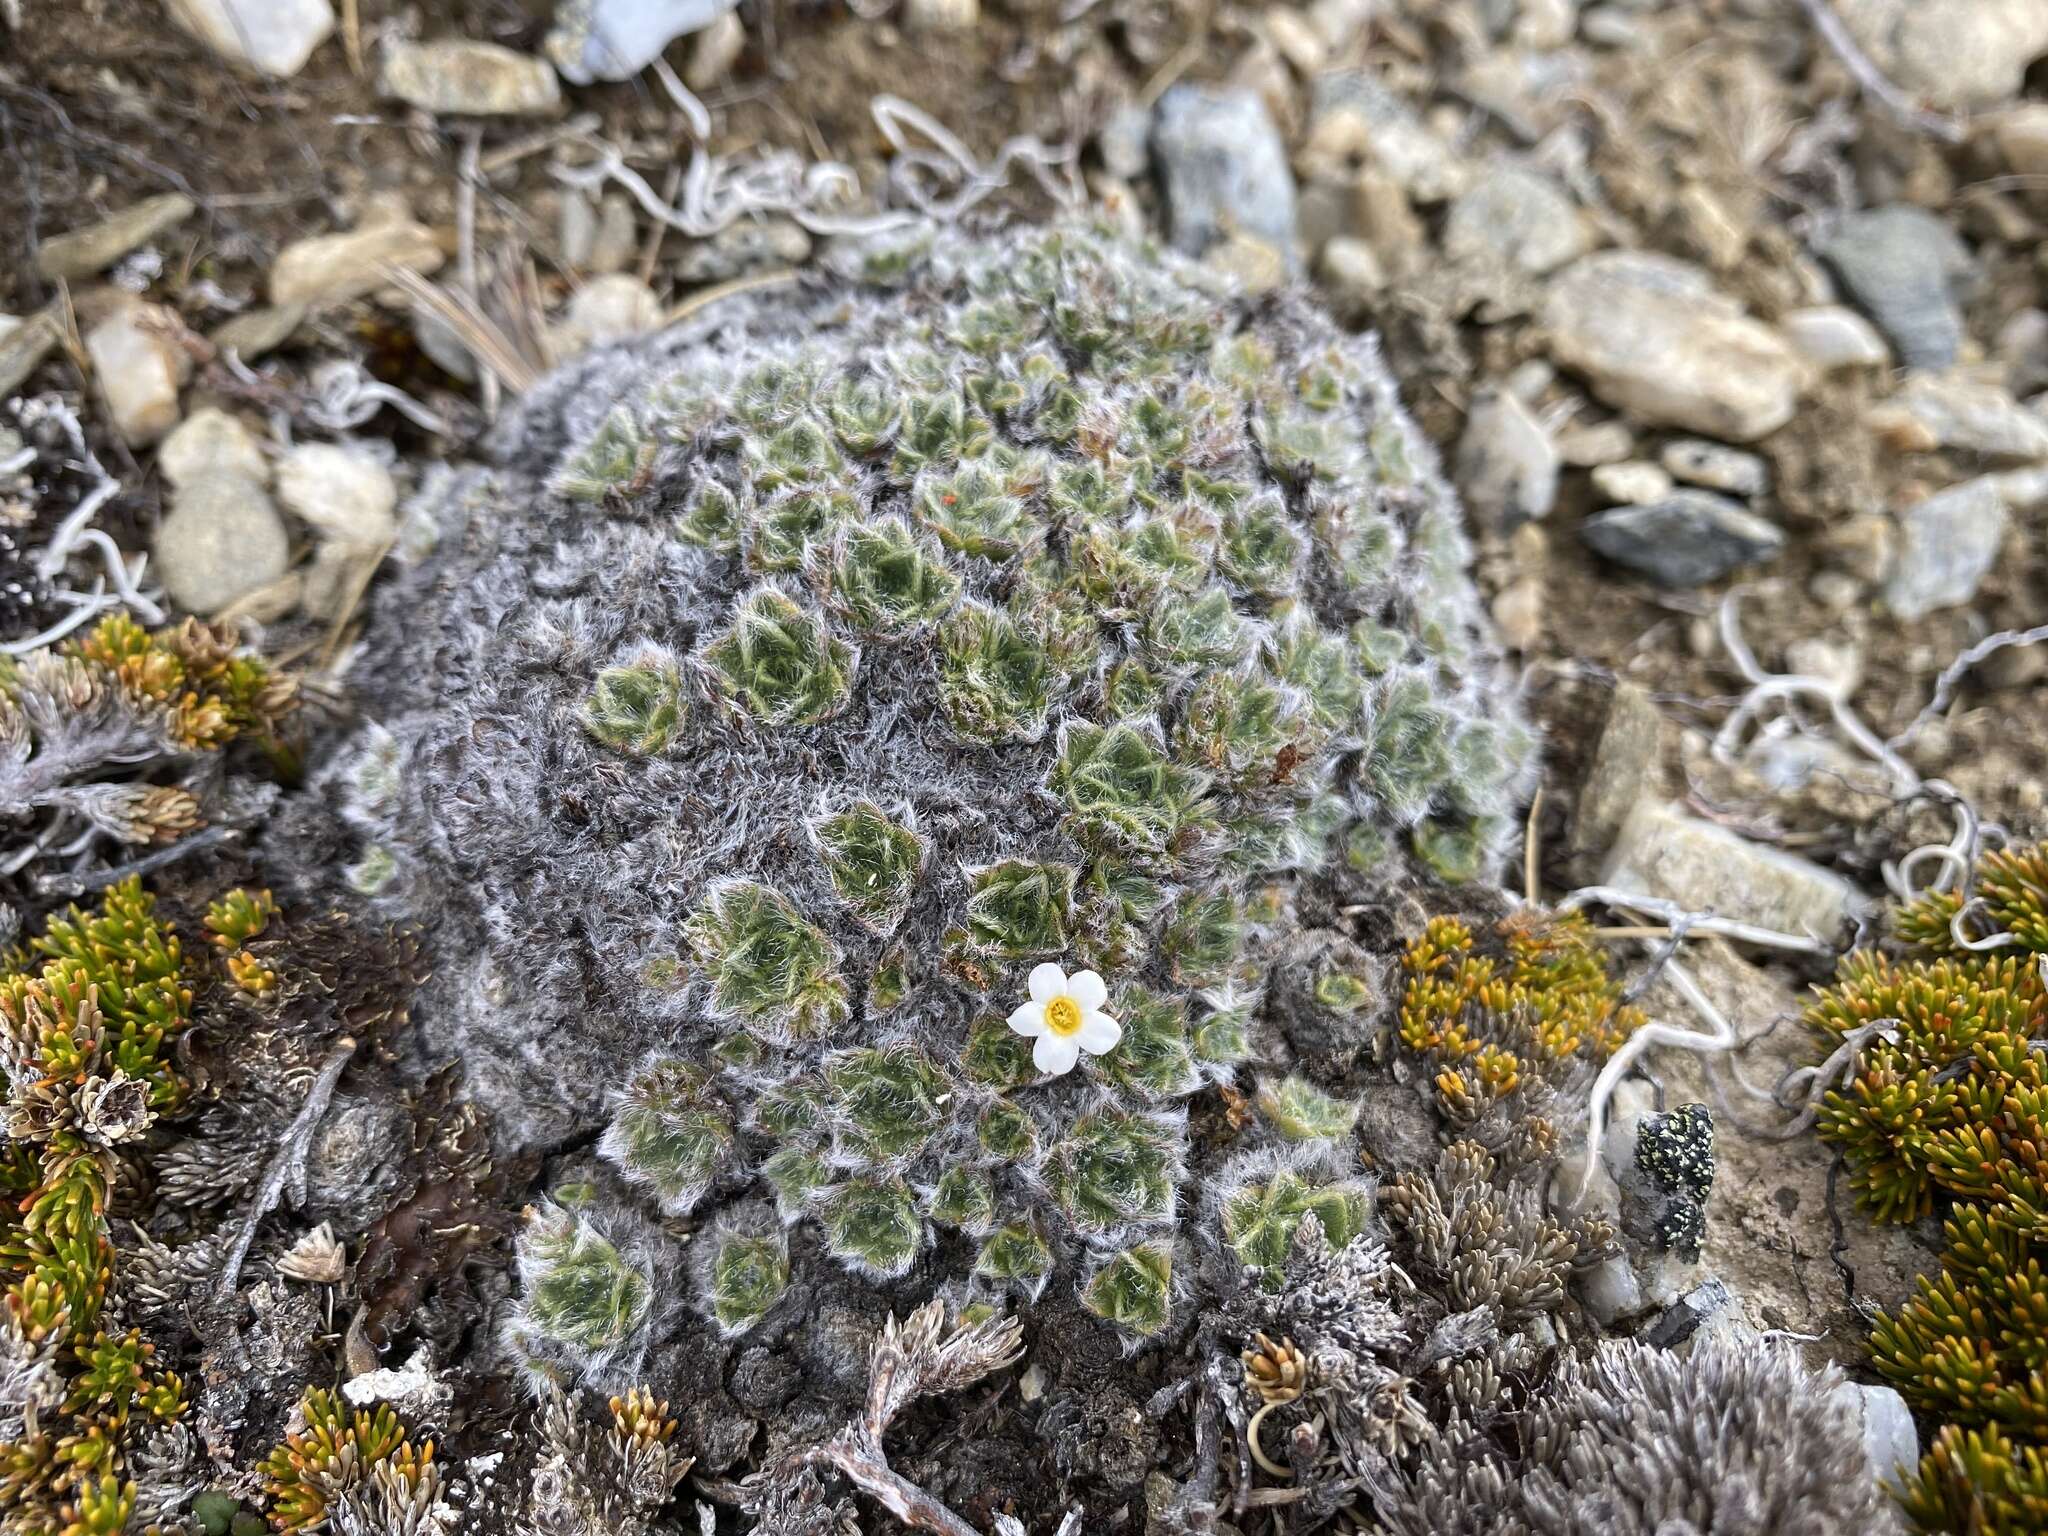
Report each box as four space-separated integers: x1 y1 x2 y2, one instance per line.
1006 963 1121 1077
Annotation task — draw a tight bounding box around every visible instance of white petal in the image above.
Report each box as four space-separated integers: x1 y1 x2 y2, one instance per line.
1007 1001 1045 1037
1028 962 1067 1004
1033 1031 1082 1076
1075 1009 1121 1055
1067 969 1108 1010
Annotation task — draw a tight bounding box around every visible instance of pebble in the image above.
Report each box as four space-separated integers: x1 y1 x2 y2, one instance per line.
1779 305 1890 373
1988 103 2048 177
35 194 196 282
684 10 745 89
270 218 445 308
1995 309 2048 397
1455 388 1559 531
552 274 664 357
1151 85 1298 265
1660 439 1769 497
1578 1253 1644 1328
1542 251 1808 442
1884 478 2010 620
1442 163 1588 277
1827 1383 1920 1491
1555 418 1635 467
546 0 741 85
1814 205 1975 372
1299 72 1464 202
1580 490 1785 587
1490 576 1544 652
1579 5 1645 47
1096 104 1152 183
159 408 268 490
1866 372 2048 462
1604 800 1861 939
0 308 63 399
1832 0 2048 111
276 444 399 545
410 298 478 384
1316 237 1385 315
1514 0 1578 48
85 301 191 447
153 471 291 614
672 218 812 285
1589 459 1672 506
1785 636 1863 699
1204 233 1289 294
379 40 563 117
166 0 333 78
1572 682 1663 860
903 0 979 28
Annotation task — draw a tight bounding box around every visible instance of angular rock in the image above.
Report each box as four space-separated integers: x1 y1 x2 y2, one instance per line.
1828 1383 1919 1490
153 470 291 614
1814 206 1974 372
159 408 268 490
379 40 563 117
1443 163 1587 276
85 301 191 447
1455 388 1559 531
1590 460 1672 506
1581 490 1785 587
1152 85 1297 264
1832 0 2048 111
1867 372 2048 462
1572 680 1663 862
1884 478 2010 620
1660 439 1768 497
1779 305 1890 372
546 0 741 85
271 220 445 308
1542 251 1808 441
277 443 399 545
1603 799 1861 940
167 0 333 78
35 194 196 282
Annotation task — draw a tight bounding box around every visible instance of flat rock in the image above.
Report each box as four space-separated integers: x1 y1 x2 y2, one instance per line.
159 408 268 489
1542 251 1808 441
166 0 333 77
1884 478 2010 620
379 40 563 117
1455 388 1559 531
271 220 445 308
85 301 191 447
546 0 740 85
1604 799 1860 940
1832 0 2048 111
1780 305 1890 372
1660 439 1768 497
276 443 399 545
1442 163 1587 276
1571 680 1664 862
1580 490 1785 587
1152 85 1298 264
154 470 291 614
1815 206 1975 372
36 194 196 282
1867 372 2048 462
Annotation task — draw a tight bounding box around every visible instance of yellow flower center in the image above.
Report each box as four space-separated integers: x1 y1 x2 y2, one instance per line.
1044 995 1083 1037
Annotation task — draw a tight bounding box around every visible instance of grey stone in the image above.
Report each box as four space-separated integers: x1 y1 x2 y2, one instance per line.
672 217 812 284
1442 163 1587 276
35 194 196 282
276 443 399 545
1455 388 1559 530
1832 0 2048 111
1868 372 2048 462
1780 305 1890 372
546 0 742 85
1316 236 1386 316
1543 251 1808 441
1572 680 1663 860
1577 1253 1644 1328
1603 799 1862 940
167 0 333 78
1815 205 1975 372
1097 103 1151 183
551 274 663 358
153 470 291 614
1643 1278 1730 1350
1581 490 1784 587
159 408 268 490
379 40 563 117
1884 478 2010 619
1660 438 1769 497
1828 1382 1920 1489
1151 85 1297 264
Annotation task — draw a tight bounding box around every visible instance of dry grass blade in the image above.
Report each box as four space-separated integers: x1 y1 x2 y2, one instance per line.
384 264 543 397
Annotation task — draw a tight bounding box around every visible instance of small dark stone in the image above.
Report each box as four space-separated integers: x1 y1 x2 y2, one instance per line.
1814 205 1975 372
1581 491 1784 587
1644 1277 1730 1350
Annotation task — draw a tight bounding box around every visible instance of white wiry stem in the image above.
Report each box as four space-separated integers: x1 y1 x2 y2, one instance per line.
1558 885 1837 956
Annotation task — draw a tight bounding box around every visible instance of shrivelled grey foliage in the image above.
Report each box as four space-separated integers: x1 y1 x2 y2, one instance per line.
517 1385 694 1536
351 220 1534 1365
